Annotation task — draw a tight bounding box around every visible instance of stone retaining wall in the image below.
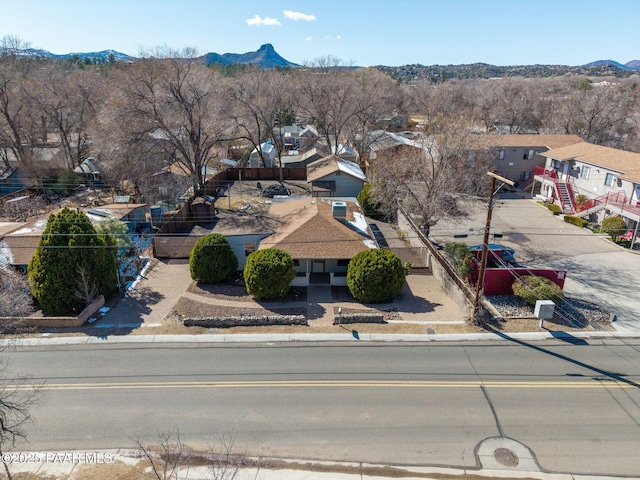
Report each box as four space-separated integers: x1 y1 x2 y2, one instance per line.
333 313 384 325
0 296 105 328
184 314 307 328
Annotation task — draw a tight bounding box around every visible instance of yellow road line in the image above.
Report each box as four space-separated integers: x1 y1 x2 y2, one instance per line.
9 379 634 391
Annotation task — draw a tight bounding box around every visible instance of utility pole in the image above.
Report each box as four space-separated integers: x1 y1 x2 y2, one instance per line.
473 172 514 323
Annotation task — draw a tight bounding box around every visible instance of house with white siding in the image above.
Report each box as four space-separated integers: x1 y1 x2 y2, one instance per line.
306 155 367 198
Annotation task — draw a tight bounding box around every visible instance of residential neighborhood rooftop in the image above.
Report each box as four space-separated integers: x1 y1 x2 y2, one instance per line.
541 142 640 182
306 155 367 183
259 197 376 259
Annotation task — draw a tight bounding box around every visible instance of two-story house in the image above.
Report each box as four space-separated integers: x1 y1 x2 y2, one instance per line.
536 142 640 237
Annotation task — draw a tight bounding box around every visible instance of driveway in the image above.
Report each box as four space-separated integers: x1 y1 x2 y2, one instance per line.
429 194 640 331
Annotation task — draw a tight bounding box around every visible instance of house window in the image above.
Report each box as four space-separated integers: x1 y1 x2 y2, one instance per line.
498 149 505 160
523 149 535 160
580 166 590 179
244 242 256 256
337 259 350 267
605 173 615 187
292 259 300 267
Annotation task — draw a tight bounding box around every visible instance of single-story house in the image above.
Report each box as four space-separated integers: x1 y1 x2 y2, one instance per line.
307 155 367 198
258 197 378 286
0 203 149 270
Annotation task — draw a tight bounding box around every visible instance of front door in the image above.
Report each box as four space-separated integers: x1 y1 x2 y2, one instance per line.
312 259 325 273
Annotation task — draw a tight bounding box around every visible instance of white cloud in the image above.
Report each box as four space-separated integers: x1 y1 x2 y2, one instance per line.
336 35 342 40
246 15 281 26
305 37 313 41
284 10 316 22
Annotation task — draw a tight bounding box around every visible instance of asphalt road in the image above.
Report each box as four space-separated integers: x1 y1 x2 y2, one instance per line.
4 340 640 476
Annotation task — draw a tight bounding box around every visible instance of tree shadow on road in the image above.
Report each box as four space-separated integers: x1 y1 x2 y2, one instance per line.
484 325 640 389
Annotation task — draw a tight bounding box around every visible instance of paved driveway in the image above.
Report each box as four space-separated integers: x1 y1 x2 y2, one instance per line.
430 195 640 331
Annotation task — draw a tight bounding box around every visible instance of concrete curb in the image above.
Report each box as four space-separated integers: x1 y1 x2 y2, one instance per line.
12 329 640 347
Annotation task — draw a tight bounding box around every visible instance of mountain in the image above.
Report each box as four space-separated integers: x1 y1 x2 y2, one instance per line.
626 60 640 71
6 47 133 62
58 49 133 62
584 59 629 70
201 44 297 68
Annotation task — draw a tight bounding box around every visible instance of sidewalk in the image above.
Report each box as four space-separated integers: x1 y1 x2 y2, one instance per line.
6 448 623 480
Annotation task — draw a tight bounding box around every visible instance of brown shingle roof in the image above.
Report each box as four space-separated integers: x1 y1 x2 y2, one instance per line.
306 155 366 183
1 235 40 267
259 198 376 259
306 155 344 183
541 143 640 183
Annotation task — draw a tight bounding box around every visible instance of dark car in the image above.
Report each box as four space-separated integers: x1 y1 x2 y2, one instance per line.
468 243 515 263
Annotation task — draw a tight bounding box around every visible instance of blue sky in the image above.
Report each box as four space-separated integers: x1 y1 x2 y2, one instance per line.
1 0 638 66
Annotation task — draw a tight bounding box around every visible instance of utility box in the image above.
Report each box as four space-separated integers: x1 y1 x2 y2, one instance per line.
534 300 555 320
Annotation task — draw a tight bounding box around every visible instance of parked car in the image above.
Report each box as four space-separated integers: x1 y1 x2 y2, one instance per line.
468 243 515 263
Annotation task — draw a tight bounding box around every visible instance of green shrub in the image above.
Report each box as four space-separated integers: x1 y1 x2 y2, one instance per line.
347 249 405 303
546 203 561 215
356 183 384 219
243 248 295 299
512 275 564 306
563 215 588 228
601 215 627 241
189 233 238 284
444 242 473 278
28 208 117 315
574 194 589 208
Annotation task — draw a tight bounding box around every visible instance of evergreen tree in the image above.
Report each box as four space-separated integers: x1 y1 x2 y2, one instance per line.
28 208 117 315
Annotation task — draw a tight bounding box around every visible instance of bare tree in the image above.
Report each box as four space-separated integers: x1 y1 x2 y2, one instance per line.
295 62 399 159
227 68 290 172
561 78 638 147
0 348 44 480
30 67 103 169
368 128 491 229
135 430 255 480
73 264 99 307
96 49 234 195
0 242 35 318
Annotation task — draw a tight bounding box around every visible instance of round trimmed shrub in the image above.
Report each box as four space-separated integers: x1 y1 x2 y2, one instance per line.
189 233 238 283
243 248 296 300
601 215 627 241
512 275 564 306
347 249 406 303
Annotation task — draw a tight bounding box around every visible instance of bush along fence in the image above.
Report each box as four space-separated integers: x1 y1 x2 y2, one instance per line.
563 215 588 228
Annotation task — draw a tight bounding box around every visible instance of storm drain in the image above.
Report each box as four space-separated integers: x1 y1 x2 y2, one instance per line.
494 447 519 467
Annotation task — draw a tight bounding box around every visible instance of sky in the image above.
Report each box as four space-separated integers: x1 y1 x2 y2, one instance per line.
1 0 638 67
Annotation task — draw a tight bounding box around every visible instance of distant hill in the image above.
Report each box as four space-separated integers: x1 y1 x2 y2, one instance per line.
7 47 133 63
4 44 638 77
377 61 638 83
626 60 640 71
201 44 297 68
584 59 630 70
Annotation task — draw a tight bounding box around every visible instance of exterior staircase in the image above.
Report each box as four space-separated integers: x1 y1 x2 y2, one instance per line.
554 180 575 214
574 202 606 218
